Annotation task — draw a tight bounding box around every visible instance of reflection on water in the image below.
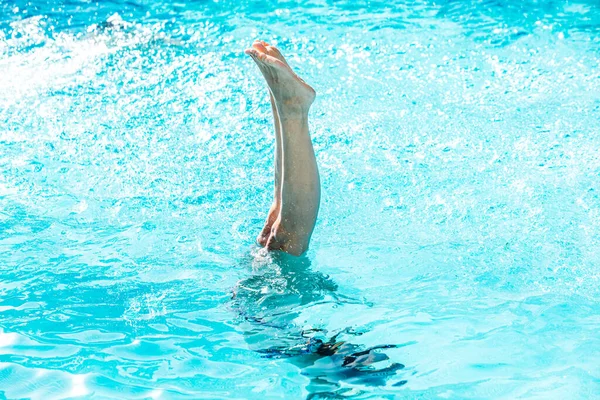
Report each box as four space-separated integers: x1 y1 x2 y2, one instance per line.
231 249 406 397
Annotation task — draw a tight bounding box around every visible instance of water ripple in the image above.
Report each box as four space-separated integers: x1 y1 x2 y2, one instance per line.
1 0 600 398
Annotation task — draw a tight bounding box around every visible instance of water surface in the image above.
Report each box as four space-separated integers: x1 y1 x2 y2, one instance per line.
1 0 600 398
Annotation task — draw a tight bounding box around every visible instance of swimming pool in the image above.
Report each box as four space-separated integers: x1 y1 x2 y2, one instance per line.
1 0 600 398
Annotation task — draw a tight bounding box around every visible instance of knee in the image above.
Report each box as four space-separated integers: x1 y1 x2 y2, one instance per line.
257 232 268 247
265 221 286 251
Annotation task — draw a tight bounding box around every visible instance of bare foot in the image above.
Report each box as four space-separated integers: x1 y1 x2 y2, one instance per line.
245 40 316 113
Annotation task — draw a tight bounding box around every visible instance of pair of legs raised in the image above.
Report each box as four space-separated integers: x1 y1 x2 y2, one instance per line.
245 40 320 256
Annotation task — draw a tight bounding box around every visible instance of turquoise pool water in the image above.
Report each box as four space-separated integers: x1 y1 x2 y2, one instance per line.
1 0 600 398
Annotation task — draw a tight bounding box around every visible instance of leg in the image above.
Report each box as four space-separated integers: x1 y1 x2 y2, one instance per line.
246 40 321 256
257 92 283 247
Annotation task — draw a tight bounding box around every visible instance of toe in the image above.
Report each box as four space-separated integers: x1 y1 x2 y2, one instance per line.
252 41 268 53
267 45 288 64
245 48 264 64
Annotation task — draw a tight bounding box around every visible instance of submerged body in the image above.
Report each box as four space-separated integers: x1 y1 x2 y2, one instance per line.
231 251 406 395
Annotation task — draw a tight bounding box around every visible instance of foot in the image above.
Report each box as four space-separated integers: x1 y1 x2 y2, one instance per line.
245 40 316 113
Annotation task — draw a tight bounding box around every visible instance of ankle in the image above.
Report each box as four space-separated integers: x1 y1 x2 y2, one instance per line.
276 101 311 118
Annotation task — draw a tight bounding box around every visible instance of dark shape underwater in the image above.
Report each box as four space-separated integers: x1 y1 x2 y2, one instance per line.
231 250 407 396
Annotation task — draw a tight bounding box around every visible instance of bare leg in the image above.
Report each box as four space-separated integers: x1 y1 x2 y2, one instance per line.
246 40 321 256
257 92 283 246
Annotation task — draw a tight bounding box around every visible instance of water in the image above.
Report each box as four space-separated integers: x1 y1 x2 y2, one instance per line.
1 0 600 398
